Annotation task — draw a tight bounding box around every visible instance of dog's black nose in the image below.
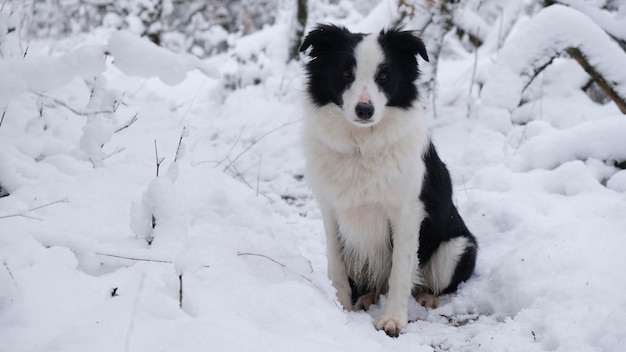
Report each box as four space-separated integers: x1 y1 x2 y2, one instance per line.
355 102 374 120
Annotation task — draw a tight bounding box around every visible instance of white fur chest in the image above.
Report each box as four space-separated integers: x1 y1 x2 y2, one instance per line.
302 104 429 290
303 104 427 210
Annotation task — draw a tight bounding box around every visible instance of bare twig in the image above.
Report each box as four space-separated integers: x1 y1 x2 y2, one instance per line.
237 252 313 285
95 252 172 264
124 272 146 352
226 161 275 203
214 124 247 168
521 56 556 94
513 123 529 156
34 93 114 116
179 78 208 123
115 113 138 133
154 140 164 177
178 274 183 309
3 262 17 290
256 153 262 197
102 146 127 161
174 127 186 163
467 44 479 119
0 198 69 221
0 109 5 128
223 121 297 173
95 252 211 268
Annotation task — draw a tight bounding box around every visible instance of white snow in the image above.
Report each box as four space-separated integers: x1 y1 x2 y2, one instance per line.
108 30 220 85
1 3 626 352
482 4 626 111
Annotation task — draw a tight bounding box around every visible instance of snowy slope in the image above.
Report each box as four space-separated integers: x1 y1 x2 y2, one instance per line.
2 4 626 352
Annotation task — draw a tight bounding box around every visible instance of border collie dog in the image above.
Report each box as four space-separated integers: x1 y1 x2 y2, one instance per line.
300 25 477 337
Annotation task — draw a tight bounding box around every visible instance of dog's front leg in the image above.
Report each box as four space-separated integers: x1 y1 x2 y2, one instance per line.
320 205 352 310
376 202 424 337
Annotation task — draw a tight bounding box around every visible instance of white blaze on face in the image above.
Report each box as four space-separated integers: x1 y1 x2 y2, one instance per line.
341 34 388 127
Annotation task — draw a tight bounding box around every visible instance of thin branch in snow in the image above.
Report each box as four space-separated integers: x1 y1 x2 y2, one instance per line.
237 252 288 270
115 113 138 133
95 252 173 264
3 262 18 290
236 252 333 304
256 153 262 198
0 198 69 221
102 146 126 162
178 274 183 309
174 127 186 163
154 140 164 177
34 93 114 116
178 78 208 124
124 272 146 352
521 56 556 94
223 121 297 173
226 161 275 203
467 46 479 119
237 252 316 285
95 252 211 268
0 109 5 128
513 124 529 156
214 123 247 168
23 46 28 58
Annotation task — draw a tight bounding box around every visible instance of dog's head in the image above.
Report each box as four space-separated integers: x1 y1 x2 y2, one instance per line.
300 24 428 127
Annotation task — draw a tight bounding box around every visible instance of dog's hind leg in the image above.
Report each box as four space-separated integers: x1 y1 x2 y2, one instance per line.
421 235 477 296
354 292 379 311
414 290 439 309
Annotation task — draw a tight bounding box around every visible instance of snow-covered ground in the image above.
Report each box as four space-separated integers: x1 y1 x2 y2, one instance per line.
1 3 626 352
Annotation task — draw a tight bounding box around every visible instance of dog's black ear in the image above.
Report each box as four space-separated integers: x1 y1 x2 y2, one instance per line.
379 28 429 62
299 24 352 56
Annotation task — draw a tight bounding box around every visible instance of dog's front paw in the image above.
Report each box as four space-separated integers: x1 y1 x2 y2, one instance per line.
375 315 406 337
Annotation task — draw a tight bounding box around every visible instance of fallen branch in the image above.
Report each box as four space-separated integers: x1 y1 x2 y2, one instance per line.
95 252 173 264
95 252 211 268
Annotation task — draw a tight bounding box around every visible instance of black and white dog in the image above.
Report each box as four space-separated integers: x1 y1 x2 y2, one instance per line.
300 25 477 337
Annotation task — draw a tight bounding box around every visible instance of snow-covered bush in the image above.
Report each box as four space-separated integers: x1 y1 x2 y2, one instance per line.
11 0 281 57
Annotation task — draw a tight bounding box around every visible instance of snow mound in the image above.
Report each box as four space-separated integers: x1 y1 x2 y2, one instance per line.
0 46 106 106
108 30 220 85
511 116 626 171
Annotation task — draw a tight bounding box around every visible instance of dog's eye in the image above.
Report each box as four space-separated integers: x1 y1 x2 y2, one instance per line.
376 69 389 82
342 69 353 80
